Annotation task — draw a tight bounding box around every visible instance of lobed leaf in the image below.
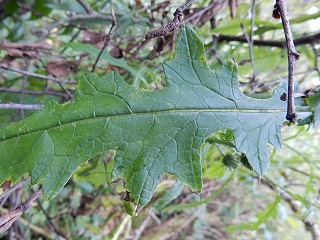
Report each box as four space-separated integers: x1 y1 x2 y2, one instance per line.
0 26 297 205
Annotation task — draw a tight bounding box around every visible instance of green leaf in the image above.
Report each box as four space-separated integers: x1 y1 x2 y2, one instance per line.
163 173 234 212
46 1 87 14
0 26 310 205
123 200 137 216
74 155 109 188
152 179 184 212
307 93 320 127
227 195 281 232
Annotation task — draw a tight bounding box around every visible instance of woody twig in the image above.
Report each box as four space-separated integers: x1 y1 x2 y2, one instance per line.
145 0 194 40
275 0 300 123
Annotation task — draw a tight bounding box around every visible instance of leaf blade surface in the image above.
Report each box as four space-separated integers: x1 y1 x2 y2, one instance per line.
0 27 289 205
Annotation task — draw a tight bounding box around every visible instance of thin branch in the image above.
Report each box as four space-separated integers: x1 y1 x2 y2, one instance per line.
276 0 300 123
145 0 195 40
76 0 95 14
132 211 153 240
241 1 257 82
215 32 320 47
0 87 69 98
177 0 195 12
184 1 222 23
19 190 42 211
35 195 68 239
160 206 204 240
249 0 257 81
0 103 43 110
0 178 30 203
0 189 42 233
58 82 74 100
0 64 77 84
44 14 113 36
19 61 31 119
91 9 117 73
260 178 320 240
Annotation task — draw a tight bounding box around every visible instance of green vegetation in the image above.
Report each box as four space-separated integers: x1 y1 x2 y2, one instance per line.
0 0 319 239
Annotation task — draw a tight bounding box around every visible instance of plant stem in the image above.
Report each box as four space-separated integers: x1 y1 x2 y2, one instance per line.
0 103 43 110
276 0 300 123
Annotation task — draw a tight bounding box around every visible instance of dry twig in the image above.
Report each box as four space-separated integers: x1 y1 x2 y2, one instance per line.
0 103 43 110
0 189 42 233
91 9 117 73
215 32 320 47
145 0 194 40
76 0 95 14
0 64 77 84
276 0 300 123
0 88 68 98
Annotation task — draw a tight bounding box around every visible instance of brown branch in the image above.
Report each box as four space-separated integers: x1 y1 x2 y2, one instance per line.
215 32 320 47
76 0 95 14
0 189 42 233
145 0 195 40
0 87 69 98
91 9 117 73
0 64 77 84
0 178 30 206
178 0 195 12
276 0 300 123
0 103 43 110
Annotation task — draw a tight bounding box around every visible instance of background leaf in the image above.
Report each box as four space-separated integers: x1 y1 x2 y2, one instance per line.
227 195 281 231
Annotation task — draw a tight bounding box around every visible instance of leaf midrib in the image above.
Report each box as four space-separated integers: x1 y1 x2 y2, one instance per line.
1 107 288 141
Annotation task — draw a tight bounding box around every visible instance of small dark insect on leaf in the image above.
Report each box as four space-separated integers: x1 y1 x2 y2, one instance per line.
272 4 281 19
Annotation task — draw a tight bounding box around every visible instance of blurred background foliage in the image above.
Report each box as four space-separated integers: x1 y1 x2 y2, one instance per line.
0 0 319 239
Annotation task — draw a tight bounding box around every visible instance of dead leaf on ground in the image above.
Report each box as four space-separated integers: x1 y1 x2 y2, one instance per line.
110 46 124 58
47 60 77 77
0 41 53 63
0 42 52 50
81 30 106 48
7 49 40 59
